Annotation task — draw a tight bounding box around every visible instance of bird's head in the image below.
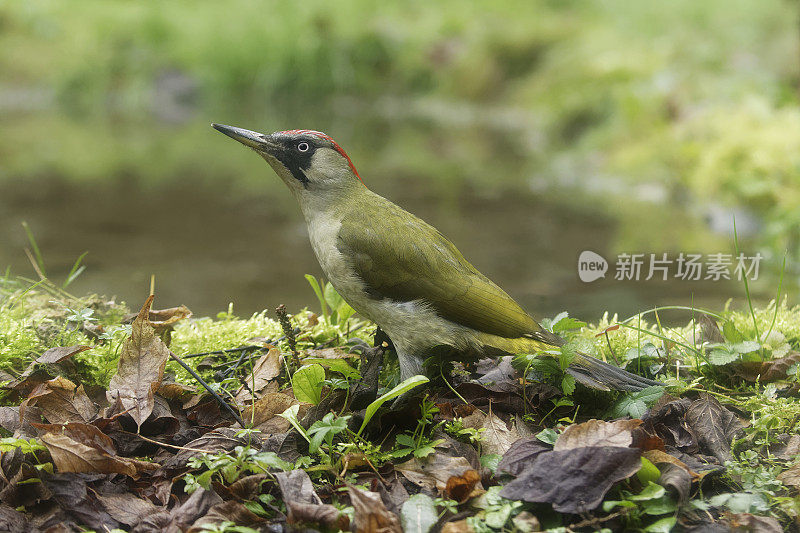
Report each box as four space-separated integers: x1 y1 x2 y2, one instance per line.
212 124 364 197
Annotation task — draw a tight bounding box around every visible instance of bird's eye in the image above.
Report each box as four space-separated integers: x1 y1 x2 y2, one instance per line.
297 142 310 152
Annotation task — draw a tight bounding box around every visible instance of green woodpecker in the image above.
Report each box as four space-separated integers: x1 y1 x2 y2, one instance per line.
212 124 660 391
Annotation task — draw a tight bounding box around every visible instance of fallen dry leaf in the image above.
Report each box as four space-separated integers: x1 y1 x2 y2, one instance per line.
444 470 483 503
26 376 97 424
274 469 322 505
92 490 162 527
441 519 476 533
396 454 475 491
348 483 402 533
106 295 171 430
777 462 800 488
498 436 552 476
685 394 745 463
287 501 350 531
38 423 149 477
731 351 800 383
241 392 296 430
189 500 264 532
35 345 92 364
500 446 641 513
479 412 520 456
554 418 642 451
235 347 282 402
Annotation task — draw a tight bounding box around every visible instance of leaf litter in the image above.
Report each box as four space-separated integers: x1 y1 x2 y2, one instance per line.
1 284 800 531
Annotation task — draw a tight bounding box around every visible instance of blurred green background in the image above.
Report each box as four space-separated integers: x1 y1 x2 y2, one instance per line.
0 0 798 320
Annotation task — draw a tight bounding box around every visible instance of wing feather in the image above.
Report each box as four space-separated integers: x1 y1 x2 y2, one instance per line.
337 198 541 338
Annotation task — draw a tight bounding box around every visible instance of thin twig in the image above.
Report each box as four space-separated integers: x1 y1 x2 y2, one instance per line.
168 351 245 428
182 345 266 359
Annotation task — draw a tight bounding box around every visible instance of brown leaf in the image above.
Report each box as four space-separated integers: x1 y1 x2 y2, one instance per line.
348 483 402 533
188 500 264 532
479 412 520 456
732 352 800 383
228 474 271 501
274 469 322 505
554 419 642 451
38 422 152 477
26 376 97 424
287 501 350 531
158 381 195 399
166 487 223 532
658 462 692 503
498 437 552 476
441 519 475 533
305 347 355 359
106 295 171 430
697 314 725 344
235 347 282 402
444 470 483 503
0 503 29 533
241 392 297 429
777 462 800 488
499 446 642 513
726 513 783 533
93 491 162 527
685 394 745 463
36 345 92 364
396 454 474 491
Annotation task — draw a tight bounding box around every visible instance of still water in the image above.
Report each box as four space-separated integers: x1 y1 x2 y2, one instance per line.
0 105 783 324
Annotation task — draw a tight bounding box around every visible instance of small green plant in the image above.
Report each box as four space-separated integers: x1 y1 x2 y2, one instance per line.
307 412 351 455
444 417 485 444
357 375 429 436
389 395 444 458
291 363 326 405
183 445 292 494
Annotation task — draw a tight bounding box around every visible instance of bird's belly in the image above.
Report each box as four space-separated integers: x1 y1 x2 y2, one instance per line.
305 216 463 351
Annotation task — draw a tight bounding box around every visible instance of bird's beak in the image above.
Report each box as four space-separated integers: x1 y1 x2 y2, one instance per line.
211 123 278 152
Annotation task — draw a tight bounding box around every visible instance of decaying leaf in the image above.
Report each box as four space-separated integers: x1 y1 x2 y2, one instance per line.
731 351 800 383
396 454 475 491
348 483 402 533
26 376 97 424
685 394 744 463
274 469 322 505
189 500 265 532
35 345 92 365
777 461 800 488
478 412 520 456
554 418 642 451
499 446 641 513
241 393 297 433
498 436 552 476
93 490 162 527
106 295 171 430
235 347 282 402
444 470 482 503
125 303 193 346
38 422 154 477
726 513 782 533
287 501 350 531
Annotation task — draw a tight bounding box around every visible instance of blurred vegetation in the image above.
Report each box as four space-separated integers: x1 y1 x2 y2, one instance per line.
1 0 799 273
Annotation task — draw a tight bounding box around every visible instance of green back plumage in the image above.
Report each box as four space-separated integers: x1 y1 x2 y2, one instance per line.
336 194 542 339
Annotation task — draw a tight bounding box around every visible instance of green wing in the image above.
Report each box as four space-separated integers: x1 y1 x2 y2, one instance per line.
337 198 541 339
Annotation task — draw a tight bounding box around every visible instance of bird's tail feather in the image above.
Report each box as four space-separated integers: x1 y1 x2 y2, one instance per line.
568 352 662 392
